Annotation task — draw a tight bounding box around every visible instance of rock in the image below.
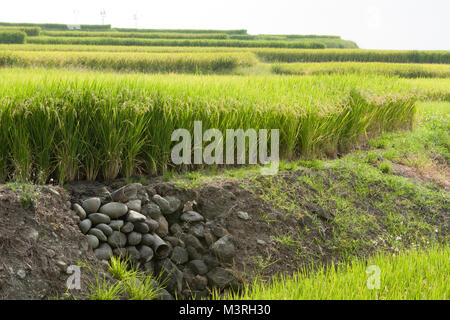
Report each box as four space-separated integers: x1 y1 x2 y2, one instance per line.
113 248 127 259
210 223 229 238
170 223 183 236
192 275 208 291
134 222 149 234
144 261 154 275
152 195 181 215
188 260 208 275
170 246 189 265
144 218 159 232
141 203 161 219
109 220 124 231
88 213 111 225
256 239 266 245
96 223 113 237
186 246 202 261
164 236 182 248
203 232 215 247
99 202 128 219
87 235 99 249
139 245 154 262
126 199 141 212
126 246 141 261
156 288 174 300
94 243 113 260
190 224 205 238
88 228 107 242
16 269 26 279
121 222 134 233
111 183 141 203
210 235 235 261
203 254 220 270
206 267 236 289
237 211 250 220
180 211 204 223
72 203 86 220
181 234 205 252
155 215 169 238
127 232 142 246
79 219 92 234
126 210 146 223
157 259 183 295
81 197 101 214
108 231 127 248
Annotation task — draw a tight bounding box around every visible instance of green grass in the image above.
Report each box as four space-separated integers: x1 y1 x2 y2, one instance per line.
0 69 417 183
272 62 450 78
216 245 449 300
89 256 164 300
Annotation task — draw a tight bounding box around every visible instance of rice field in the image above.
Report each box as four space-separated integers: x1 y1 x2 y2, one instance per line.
272 62 450 78
0 50 257 73
0 69 418 183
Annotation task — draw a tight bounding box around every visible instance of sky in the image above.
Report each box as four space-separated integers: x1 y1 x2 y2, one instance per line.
1 0 449 50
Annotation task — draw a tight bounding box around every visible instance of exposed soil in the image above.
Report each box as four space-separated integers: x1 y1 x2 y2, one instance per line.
0 184 109 299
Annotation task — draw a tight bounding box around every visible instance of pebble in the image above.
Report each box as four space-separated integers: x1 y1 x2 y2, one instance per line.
126 210 146 223
126 199 142 212
237 211 250 220
170 246 189 265
79 219 92 234
88 213 111 225
134 222 150 234
88 228 107 242
180 211 204 223
127 232 142 246
121 222 134 233
96 223 113 236
108 231 127 248
99 202 128 219
87 234 99 249
109 220 124 231
139 245 154 262
81 197 101 214
94 243 113 260
72 203 86 220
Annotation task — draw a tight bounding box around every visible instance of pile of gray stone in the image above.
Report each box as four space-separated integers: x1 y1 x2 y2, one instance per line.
72 183 238 299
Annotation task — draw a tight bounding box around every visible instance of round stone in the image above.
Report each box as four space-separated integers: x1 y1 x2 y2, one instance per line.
126 210 146 223
79 219 92 234
109 220 124 231
126 199 142 212
88 228 107 242
99 202 128 219
108 231 127 248
72 203 86 220
87 234 99 249
134 222 150 234
139 245 154 262
94 243 113 260
88 213 111 225
121 222 134 233
180 211 204 223
127 232 142 246
81 197 101 214
96 223 113 237
170 246 189 265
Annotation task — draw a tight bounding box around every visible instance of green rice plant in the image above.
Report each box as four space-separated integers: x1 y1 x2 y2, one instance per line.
113 28 247 35
42 30 230 40
257 48 450 64
0 50 258 74
272 62 450 78
0 26 40 36
0 69 419 183
216 245 450 300
27 36 326 49
0 30 26 44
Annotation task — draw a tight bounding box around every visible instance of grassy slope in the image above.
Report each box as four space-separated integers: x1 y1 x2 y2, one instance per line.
168 101 449 299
